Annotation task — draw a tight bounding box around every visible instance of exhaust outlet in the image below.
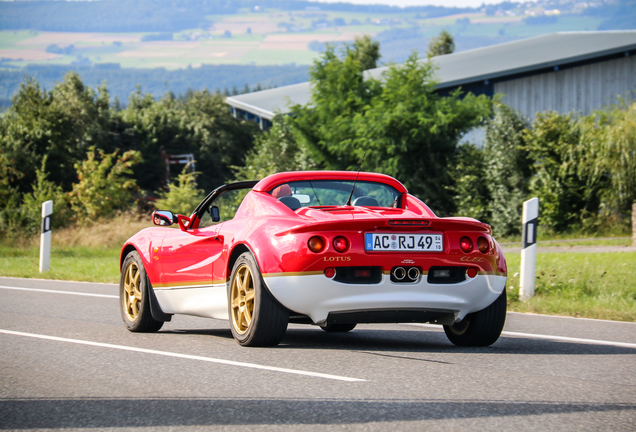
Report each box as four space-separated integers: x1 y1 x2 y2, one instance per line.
392 267 406 280
407 267 420 281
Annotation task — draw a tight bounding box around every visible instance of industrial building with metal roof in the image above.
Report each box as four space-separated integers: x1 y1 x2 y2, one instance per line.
226 31 636 129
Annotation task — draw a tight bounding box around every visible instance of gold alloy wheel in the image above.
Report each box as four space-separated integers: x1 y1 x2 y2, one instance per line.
230 264 255 335
123 261 143 321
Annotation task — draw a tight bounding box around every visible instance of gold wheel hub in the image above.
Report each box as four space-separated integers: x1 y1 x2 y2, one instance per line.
230 264 255 335
123 262 142 321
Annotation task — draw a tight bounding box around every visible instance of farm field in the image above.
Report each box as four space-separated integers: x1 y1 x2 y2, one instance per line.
0 9 604 69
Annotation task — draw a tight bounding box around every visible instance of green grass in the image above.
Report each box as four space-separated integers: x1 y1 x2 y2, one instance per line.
0 246 121 283
505 252 636 321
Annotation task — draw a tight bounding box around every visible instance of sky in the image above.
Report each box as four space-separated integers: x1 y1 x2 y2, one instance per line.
313 0 520 7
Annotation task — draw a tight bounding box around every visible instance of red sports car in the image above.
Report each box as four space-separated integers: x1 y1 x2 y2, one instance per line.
120 171 507 347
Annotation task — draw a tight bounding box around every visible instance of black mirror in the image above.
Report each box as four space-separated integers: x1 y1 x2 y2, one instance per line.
211 206 220 222
152 210 175 226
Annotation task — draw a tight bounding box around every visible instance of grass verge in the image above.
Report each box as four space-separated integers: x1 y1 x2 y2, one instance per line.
505 252 636 322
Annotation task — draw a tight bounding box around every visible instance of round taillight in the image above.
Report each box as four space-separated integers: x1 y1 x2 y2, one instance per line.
333 236 349 253
460 236 473 253
308 236 325 253
477 236 490 253
466 267 478 278
324 267 336 279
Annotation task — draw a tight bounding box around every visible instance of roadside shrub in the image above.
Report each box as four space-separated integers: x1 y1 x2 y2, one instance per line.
483 104 530 237
154 164 204 216
68 147 141 222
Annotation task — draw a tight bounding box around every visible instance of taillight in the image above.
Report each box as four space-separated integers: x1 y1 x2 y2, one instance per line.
477 236 490 253
333 236 349 252
308 236 325 253
459 236 473 253
466 267 478 278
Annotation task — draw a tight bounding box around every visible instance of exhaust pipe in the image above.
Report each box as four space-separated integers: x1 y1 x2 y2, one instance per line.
407 267 420 281
392 267 406 280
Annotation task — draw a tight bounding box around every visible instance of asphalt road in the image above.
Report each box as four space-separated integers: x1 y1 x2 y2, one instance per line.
1 276 635 431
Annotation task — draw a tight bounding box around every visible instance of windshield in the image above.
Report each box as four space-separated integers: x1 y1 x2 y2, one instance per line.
269 180 401 208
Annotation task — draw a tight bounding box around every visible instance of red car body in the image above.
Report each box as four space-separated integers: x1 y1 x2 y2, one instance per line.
120 171 508 347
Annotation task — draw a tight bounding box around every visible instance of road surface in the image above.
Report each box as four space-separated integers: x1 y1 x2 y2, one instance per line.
1 276 635 431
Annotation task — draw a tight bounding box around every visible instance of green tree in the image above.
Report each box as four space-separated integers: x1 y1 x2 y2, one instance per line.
22 156 71 233
155 164 205 216
450 143 491 221
426 29 455 58
484 104 530 237
68 147 141 222
0 73 113 194
234 116 317 181
525 111 602 232
121 89 258 192
352 34 381 71
583 101 636 219
290 49 492 214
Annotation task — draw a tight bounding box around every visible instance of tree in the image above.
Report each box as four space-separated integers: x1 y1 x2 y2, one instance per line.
0 73 113 193
524 111 603 232
450 143 491 222
352 34 381 71
22 156 71 233
68 147 142 222
120 89 258 192
155 164 204 215
290 48 492 214
426 29 455 58
583 101 636 219
234 116 317 181
483 104 530 236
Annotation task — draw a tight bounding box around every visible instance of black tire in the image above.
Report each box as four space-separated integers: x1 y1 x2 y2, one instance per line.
320 323 357 333
444 289 507 347
228 252 289 347
120 251 164 333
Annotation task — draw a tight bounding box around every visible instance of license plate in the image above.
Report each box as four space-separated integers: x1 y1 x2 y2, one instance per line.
365 233 443 252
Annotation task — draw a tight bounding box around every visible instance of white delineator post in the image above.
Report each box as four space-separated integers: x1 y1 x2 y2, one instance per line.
39 200 53 272
519 197 539 300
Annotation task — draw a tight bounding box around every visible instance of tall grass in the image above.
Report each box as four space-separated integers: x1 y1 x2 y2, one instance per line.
505 252 636 321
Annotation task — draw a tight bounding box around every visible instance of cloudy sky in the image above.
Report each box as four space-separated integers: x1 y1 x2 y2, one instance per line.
313 0 519 7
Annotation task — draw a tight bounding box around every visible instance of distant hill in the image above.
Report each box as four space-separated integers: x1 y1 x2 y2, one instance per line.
0 0 469 32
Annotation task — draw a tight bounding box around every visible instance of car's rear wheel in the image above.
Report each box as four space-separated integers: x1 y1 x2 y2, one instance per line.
120 251 163 332
320 323 357 333
228 252 289 347
443 289 506 347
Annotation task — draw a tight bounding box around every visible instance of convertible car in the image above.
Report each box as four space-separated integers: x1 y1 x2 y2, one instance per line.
120 171 507 347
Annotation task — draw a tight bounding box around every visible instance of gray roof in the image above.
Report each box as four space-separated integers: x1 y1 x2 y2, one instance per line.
226 31 636 120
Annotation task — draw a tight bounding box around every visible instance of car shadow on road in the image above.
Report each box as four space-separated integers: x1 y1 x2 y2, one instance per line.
162 326 636 356
1 397 634 429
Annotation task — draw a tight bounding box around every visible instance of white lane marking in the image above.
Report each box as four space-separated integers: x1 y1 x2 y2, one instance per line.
507 311 636 325
501 331 636 349
407 324 636 349
0 285 117 299
0 329 365 382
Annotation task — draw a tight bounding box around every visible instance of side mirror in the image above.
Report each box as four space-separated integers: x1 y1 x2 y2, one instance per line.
211 206 220 222
152 210 175 226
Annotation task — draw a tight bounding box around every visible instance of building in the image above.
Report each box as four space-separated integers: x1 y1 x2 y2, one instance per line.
225 31 636 129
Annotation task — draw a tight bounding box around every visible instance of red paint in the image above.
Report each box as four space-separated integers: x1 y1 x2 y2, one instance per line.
121 171 507 288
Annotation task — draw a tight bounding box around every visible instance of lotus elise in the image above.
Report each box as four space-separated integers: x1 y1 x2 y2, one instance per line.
120 171 507 347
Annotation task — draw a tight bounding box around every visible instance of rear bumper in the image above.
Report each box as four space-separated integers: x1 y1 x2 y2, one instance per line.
263 272 506 324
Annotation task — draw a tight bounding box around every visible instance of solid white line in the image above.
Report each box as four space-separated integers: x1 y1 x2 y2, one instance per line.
406 323 636 349
507 311 636 325
0 285 117 299
501 331 636 349
0 329 365 382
